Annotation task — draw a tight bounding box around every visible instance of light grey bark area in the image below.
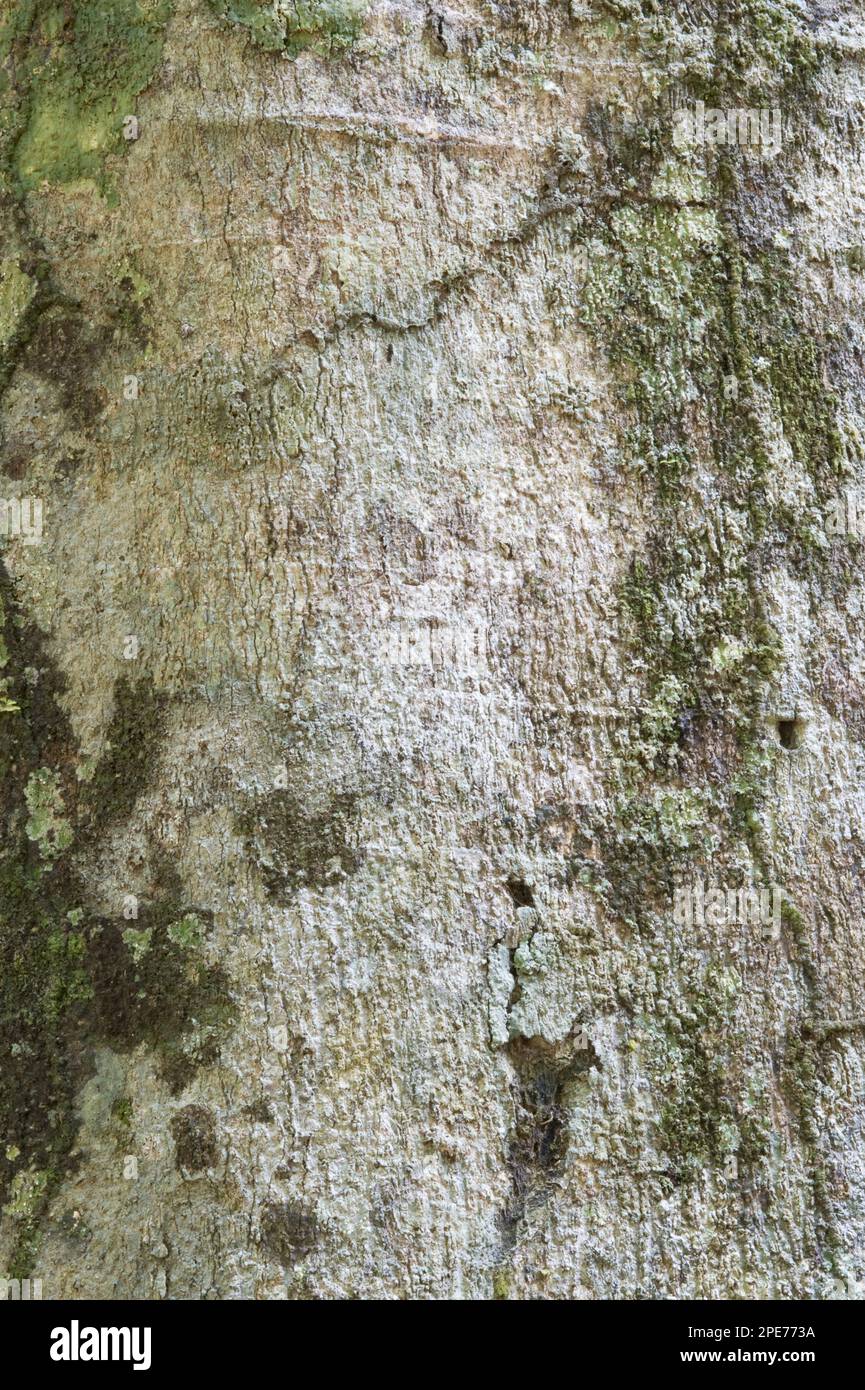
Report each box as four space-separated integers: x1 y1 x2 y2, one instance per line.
2 0 865 1299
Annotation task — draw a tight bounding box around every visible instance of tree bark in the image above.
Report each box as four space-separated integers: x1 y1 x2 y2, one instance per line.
1 0 865 1300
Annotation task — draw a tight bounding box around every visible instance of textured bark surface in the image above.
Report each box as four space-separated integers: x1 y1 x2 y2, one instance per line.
1 0 865 1300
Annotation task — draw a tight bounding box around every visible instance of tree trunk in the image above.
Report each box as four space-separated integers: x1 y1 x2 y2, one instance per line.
1 0 864 1300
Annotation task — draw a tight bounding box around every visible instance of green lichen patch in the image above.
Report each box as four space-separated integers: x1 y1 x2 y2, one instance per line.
0 571 235 1274
0 570 93 1274
654 963 771 1183
0 257 35 347
168 912 206 950
121 924 152 964
111 1095 133 1130
779 1019 839 1268
582 198 725 424
563 27 843 1241
752 277 845 494
207 0 367 58
1 1163 51 1271
85 861 234 1096
596 0 822 109
570 91 844 909
0 10 164 431
2 0 173 192
24 766 72 861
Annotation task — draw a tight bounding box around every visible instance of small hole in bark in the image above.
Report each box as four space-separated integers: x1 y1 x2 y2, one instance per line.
506 877 535 908
776 718 805 750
